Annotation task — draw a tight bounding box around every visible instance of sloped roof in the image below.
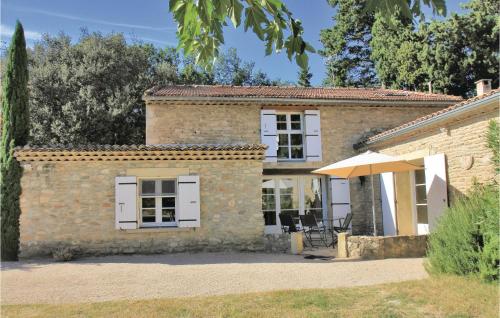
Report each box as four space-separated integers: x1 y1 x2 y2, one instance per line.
15 144 266 152
355 89 500 148
144 85 462 103
14 144 267 162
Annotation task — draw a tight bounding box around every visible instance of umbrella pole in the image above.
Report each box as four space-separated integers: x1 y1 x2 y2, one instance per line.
370 167 377 236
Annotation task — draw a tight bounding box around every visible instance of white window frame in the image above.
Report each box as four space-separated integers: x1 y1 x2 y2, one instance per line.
412 169 429 235
139 178 177 228
276 112 305 161
262 175 326 234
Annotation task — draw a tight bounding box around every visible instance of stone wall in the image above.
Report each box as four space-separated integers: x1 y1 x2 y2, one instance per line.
343 235 428 259
371 106 498 202
146 100 446 235
19 160 267 258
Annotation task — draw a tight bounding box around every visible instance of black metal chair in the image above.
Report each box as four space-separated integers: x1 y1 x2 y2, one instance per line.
279 213 299 234
333 213 353 234
299 214 329 247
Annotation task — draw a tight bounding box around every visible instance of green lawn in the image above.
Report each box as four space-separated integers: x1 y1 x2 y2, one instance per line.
2 275 497 318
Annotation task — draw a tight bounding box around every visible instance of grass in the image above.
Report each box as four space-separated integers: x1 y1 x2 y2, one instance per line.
2 275 498 318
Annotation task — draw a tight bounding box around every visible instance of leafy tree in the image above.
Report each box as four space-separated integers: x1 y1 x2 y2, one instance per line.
422 0 499 96
29 32 155 145
251 70 272 86
26 32 277 145
179 55 215 85
370 13 423 90
371 0 499 96
213 48 254 85
1 21 29 261
297 66 312 87
168 0 445 70
320 0 378 87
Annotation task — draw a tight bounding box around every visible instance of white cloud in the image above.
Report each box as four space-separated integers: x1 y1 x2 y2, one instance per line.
10 6 176 32
0 24 42 41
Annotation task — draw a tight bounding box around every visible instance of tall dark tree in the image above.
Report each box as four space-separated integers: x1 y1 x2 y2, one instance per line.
320 0 378 87
371 0 498 96
1 21 29 261
298 67 312 87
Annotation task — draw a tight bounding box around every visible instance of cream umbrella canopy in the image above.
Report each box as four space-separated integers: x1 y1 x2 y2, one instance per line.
313 151 421 236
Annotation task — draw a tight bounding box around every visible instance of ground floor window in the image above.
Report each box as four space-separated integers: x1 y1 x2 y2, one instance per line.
140 179 176 227
262 175 324 231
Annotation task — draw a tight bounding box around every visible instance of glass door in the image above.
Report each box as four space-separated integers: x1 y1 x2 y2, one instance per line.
261 176 324 234
414 169 429 235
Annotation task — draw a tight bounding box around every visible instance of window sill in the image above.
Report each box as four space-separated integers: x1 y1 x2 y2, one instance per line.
122 227 194 234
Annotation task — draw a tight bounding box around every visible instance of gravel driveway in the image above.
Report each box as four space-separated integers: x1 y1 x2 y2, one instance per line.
1 252 427 304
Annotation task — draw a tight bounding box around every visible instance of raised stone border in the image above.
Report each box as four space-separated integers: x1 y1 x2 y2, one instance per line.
338 233 428 259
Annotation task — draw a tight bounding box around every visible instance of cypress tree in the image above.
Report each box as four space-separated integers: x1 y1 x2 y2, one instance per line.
297 67 313 87
1 21 30 261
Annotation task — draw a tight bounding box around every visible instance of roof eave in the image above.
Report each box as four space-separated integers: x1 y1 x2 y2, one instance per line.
142 95 459 107
358 92 499 149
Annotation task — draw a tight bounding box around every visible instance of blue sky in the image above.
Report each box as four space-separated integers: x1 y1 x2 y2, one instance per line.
1 0 466 85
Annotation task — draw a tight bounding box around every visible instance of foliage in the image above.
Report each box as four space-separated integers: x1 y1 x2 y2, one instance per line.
365 0 447 20
27 32 276 145
370 12 425 90
426 184 499 282
371 0 499 96
4 276 498 317
169 0 314 70
486 120 500 174
297 67 312 87
320 0 378 87
167 0 446 70
29 32 152 145
213 48 272 86
1 21 29 261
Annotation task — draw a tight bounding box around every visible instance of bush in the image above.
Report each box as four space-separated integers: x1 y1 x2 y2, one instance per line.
52 246 77 262
426 183 499 281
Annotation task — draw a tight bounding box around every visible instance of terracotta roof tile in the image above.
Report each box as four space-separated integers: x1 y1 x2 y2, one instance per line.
15 143 267 152
355 89 500 148
144 85 462 102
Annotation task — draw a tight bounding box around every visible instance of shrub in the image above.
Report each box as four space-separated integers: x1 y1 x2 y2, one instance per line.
426 184 499 281
52 246 77 262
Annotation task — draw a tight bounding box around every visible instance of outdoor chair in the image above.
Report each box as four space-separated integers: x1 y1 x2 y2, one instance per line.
299 214 330 248
279 213 299 234
333 213 353 234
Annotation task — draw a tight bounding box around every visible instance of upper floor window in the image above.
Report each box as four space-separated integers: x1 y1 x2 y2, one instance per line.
276 113 304 160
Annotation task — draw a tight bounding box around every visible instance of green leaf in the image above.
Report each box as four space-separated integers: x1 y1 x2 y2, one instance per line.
229 0 244 27
296 53 308 69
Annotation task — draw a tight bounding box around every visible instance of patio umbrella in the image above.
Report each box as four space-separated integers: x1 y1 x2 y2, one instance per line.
312 151 421 236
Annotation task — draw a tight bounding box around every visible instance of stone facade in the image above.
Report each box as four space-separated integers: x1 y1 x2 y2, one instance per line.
344 234 428 259
369 105 498 203
18 159 267 258
146 100 448 235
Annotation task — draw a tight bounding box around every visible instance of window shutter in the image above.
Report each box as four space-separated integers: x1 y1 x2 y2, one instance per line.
115 176 138 230
424 154 448 231
260 109 277 162
304 110 322 162
380 172 397 236
177 175 201 228
330 177 351 229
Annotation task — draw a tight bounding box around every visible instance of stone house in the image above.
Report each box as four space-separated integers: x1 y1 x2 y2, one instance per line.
15 86 463 258
355 81 499 236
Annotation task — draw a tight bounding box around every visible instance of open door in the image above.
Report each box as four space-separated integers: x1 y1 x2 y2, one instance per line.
380 172 397 236
424 154 448 231
330 177 351 230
